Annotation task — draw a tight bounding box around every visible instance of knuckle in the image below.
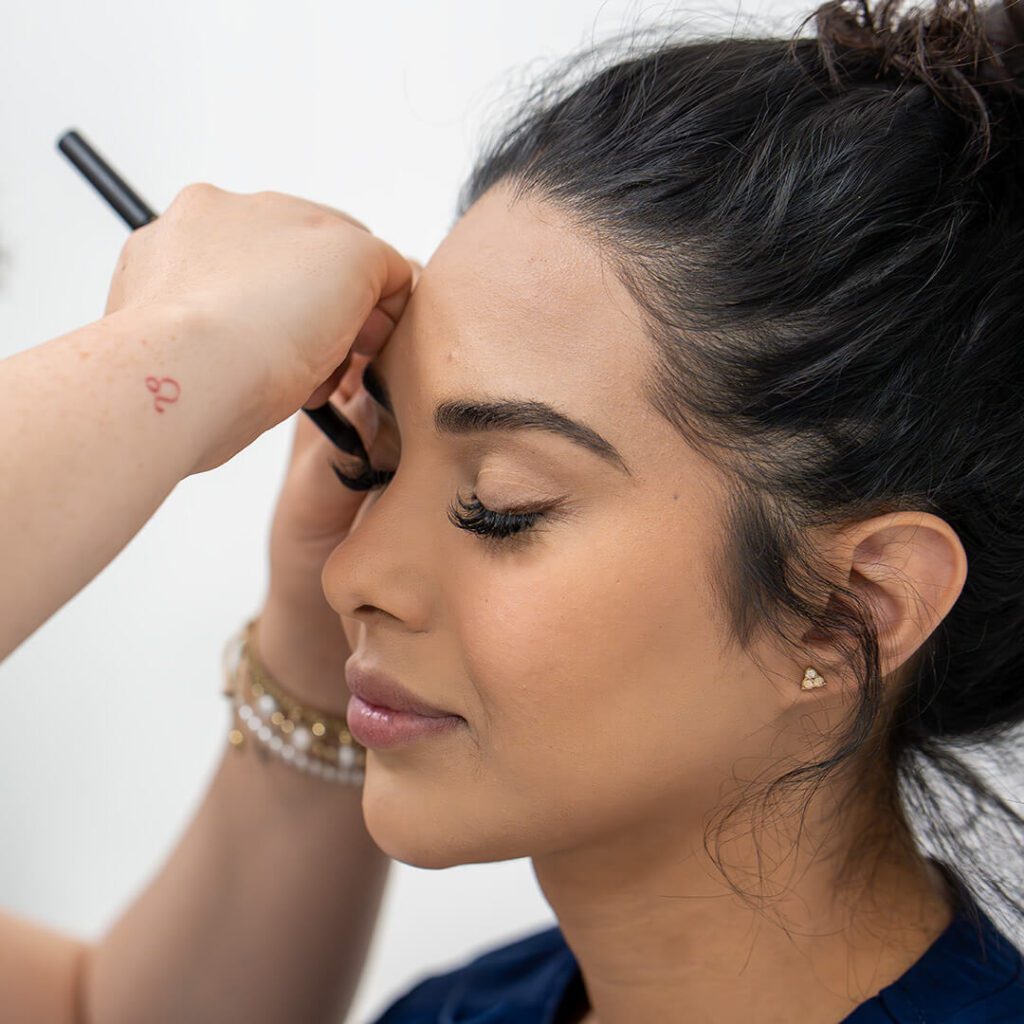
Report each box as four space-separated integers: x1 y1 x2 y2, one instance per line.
303 207 334 229
117 230 140 260
338 210 370 232
175 181 218 204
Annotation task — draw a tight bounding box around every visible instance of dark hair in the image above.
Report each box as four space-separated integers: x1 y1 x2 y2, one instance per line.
454 0 1024 939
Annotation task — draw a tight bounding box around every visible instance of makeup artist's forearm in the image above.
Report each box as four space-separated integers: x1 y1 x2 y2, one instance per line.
0 305 251 662
84 684 389 1023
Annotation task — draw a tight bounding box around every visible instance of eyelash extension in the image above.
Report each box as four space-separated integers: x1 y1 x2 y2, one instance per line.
330 459 394 492
329 459 557 542
446 490 551 541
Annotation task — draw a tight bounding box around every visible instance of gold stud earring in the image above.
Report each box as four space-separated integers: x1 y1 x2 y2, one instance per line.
801 666 826 690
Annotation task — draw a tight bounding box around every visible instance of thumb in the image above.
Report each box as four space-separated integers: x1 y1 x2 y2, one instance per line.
351 252 422 358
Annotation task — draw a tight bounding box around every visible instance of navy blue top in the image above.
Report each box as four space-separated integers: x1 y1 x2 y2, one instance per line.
370 886 1024 1023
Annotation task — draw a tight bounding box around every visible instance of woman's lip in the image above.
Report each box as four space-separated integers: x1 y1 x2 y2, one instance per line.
344 660 458 719
346 694 463 749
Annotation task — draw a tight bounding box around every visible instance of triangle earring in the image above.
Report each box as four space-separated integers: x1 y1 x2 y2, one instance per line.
801 666 826 690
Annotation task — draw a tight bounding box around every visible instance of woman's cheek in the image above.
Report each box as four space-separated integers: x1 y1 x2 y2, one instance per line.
451 536 632 748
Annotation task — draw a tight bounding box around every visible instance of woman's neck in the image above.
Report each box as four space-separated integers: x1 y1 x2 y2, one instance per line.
534 824 954 1024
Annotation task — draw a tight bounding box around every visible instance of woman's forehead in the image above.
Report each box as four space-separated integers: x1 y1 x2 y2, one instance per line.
430 186 626 312
380 187 651 398
366 191 705 493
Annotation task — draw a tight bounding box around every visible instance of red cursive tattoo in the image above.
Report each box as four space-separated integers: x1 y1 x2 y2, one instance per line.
145 375 181 413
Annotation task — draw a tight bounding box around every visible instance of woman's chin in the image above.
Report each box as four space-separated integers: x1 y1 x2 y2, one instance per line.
362 809 468 869
359 772 526 870
359 772 467 869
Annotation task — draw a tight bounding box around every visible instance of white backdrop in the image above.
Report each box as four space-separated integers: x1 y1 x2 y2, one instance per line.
0 1 861 1021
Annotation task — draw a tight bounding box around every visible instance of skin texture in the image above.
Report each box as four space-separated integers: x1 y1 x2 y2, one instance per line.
322 182 967 1024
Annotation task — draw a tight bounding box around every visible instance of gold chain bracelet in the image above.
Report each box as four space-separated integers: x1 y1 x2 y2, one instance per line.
222 617 366 785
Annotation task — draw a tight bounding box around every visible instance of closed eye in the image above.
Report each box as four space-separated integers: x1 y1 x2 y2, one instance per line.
329 459 566 545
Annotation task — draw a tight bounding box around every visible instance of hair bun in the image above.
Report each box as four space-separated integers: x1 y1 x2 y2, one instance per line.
808 1 1024 166
980 0 1024 80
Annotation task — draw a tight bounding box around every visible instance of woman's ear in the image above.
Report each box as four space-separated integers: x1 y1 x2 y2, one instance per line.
802 512 968 680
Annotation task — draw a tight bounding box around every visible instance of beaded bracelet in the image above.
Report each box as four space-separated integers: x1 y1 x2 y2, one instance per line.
222 617 367 786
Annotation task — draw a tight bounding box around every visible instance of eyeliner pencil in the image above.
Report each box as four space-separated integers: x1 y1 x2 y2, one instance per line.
55 127 370 462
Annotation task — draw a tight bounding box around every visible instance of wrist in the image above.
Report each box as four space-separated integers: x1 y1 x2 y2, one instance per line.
226 622 366 787
99 302 269 477
253 603 353 715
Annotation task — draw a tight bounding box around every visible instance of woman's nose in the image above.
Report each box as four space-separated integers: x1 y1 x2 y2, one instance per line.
321 481 434 634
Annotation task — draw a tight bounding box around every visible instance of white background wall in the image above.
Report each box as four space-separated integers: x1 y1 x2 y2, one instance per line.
0 1 894 1022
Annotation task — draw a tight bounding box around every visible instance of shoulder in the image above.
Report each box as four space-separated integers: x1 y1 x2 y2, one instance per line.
845 904 1024 1023
370 924 575 1024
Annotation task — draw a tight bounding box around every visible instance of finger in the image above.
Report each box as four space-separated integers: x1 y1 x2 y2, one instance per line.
304 345 353 403
350 306 398 356
338 351 371 400
303 358 350 410
251 190 373 234
407 256 423 290
347 244 414 358
304 201 370 233
302 344 373 408
295 208 414 360
350 252 422 356
372 240 415 323
303 343 371 409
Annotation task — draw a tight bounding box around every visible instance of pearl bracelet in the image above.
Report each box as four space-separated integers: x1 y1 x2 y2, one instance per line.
222 618 366 786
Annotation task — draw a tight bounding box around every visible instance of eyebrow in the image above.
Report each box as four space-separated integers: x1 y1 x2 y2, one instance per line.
362 361 631 476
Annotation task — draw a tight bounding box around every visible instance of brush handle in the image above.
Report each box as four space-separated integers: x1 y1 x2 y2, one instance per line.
57 129 157 229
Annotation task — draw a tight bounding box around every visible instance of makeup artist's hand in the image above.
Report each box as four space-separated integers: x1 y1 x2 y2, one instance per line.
254 260 421 710
102 182 413 475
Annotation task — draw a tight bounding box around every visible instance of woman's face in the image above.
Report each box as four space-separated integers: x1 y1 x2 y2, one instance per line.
323 183 808 869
